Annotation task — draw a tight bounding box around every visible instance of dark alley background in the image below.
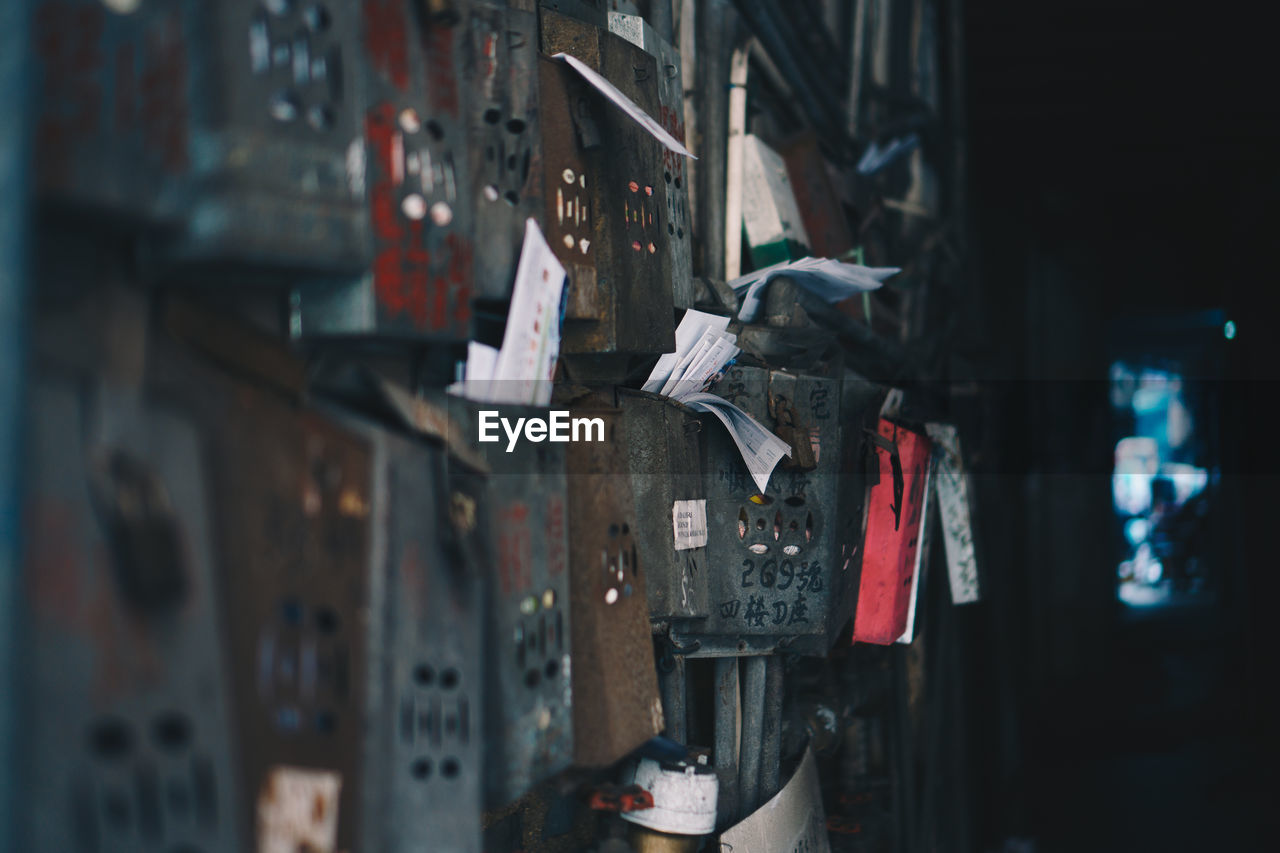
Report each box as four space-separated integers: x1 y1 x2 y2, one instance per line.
961 1 1280 850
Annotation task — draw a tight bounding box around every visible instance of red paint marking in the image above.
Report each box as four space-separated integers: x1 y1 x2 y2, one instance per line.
443 232 474 331
138 12 189 173
364 0 410 90
659 106 686 179
546 494 566 577
497 502 532 595
423 25 459 117
34 2 105 184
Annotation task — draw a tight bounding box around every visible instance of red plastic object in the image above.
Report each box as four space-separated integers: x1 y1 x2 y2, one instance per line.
587 784 655 813
852 420 932 645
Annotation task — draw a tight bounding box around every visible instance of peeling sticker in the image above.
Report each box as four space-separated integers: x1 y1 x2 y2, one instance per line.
257 766 342 853
672 499 707 551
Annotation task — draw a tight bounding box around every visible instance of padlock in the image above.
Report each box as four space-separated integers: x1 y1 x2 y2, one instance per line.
538 11 676 360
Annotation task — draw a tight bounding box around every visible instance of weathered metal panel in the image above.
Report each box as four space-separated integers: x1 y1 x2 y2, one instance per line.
16 354 243 852
30 0 369 272
204 372 373 853
564 408 663 765
617 388 710 624
675 366 884 657
779 131 854 261
464 1 543 302
335 412 484 853
293 2 475 342
539 12 676 356
446 399 574 807
607 12 694 309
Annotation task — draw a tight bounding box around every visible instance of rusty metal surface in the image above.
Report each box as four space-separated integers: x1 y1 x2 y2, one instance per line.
539 11 675 357
607 12 694 309
674 366 885 657
564 408 663 766
294 1 474 342
780 132 855 261
31 0 369 272
464 1 542 302
445 398 574 807
617 389 709 625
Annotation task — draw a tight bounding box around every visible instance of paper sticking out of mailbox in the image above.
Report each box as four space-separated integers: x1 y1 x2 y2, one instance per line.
643 310 792 493
455 219 566 405
719 747 831 853
551 52 697 159
730 256 900 323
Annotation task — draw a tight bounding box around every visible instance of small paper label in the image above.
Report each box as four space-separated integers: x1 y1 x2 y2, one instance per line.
257 766 342 853
926 424 981 604
672 499 708 550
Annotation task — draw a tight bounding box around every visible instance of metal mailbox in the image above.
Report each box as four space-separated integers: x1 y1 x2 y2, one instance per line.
538 12 676 357
333 411 485 853
607 11 694 309
293 1 475 342
31 0 368 271
445 399 574 807
16 358 243 853
672 365 886 658
563 407 664 766
463 1 543 303
616 388 710 625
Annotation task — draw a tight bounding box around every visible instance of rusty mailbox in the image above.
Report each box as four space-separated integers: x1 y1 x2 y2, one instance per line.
463 0 543 303
326 407 486 853
293 1 476 342
445 399 575 807
616 388 711 626
16 340 244 853
31 0 368 272
606 10 694 309
537 11 676 357
563 406 665 766
672 366 886 658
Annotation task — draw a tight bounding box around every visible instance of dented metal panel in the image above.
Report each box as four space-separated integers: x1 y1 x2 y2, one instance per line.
446 399 574 808
293 2 475 342
539 13 676 356
337 412 484 853
564 408 663 766
464 1 542 302
674 366 885 657
617 389 710 624
16 349 243 852
607 12 694 309
31 0 369 271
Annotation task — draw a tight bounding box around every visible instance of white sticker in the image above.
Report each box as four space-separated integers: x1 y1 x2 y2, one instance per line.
672 499 708 551
257 766 342 853
926 424 981 604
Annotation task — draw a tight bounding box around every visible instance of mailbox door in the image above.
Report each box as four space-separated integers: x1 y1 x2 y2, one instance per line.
18 365 243 853
448 400 574 808
565 409 663 766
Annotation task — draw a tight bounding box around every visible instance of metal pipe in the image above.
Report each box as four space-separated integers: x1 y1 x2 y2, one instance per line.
737 655 766 819
659 652 688 743
0 0 32 846
759 655 784 802
712 657 739 829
